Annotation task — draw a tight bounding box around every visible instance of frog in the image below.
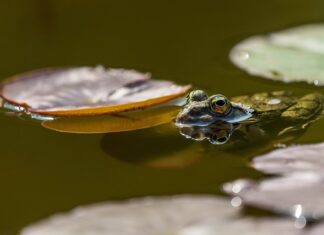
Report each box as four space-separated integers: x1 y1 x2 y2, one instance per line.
175 90 324 145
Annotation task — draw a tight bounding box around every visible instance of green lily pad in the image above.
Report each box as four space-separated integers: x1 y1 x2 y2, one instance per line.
230 24 324 85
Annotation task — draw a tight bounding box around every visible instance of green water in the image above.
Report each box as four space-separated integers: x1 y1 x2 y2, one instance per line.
2 0 324 234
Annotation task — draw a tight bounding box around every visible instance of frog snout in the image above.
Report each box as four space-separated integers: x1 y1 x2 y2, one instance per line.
175 109 192 125
176 107 215 126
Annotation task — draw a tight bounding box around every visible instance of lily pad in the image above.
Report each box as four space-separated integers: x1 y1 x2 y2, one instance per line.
20 195 302 235
224 143 324 219
252 143 324 175
224 173 324 219
0 66 191 116
230 24 324 85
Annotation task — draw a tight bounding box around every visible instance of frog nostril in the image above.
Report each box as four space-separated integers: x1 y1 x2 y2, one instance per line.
189 107 202 115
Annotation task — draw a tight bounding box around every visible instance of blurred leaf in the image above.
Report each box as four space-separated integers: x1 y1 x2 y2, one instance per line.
224 174 324 219
0 66 191 116
252 143 324 175
20 195 302 235
224 143 324 219
230 24 324 85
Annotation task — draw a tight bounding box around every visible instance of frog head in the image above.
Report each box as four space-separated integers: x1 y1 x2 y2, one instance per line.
176 90 254 127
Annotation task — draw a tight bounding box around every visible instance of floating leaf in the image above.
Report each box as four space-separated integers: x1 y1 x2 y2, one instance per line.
0 66 191 116
224 143 324 219
252 143 324 175
20 195 303 235
224 173 324 219
308 223 324 235
230 24 324 85
42 106 180 134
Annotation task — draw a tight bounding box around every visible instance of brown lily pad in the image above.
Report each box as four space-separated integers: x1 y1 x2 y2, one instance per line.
0 66 191 116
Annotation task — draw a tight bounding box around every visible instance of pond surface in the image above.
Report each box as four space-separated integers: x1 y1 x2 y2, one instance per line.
1 0 324 234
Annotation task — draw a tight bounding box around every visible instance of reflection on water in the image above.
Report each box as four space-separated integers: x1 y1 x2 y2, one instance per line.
100 116 309 170
177 117 308 155
1 100 55 121
101 124 205 168
178 121 238 144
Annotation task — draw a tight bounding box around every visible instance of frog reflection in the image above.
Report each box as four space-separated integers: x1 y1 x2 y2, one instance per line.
176 90 324 145
178 121 239 145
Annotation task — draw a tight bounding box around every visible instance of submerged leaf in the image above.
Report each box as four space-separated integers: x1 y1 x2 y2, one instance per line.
230 24 324 85
42 105 180 134
224 143 324 219
0 66 191 116
20 195 302 235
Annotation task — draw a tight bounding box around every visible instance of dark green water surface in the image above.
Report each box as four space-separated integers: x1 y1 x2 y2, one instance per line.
1 0 324 233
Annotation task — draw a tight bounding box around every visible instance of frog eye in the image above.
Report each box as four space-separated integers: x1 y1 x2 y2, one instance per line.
209 95 231 115
186 90 208 102
209 130 230 145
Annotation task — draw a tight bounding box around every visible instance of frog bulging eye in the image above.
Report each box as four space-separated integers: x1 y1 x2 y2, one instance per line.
186 90 208 102
209 129 230 145
209 95 232 115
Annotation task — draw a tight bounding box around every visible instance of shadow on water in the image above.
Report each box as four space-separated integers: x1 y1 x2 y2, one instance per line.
101 123 205 169
101 118 309 169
